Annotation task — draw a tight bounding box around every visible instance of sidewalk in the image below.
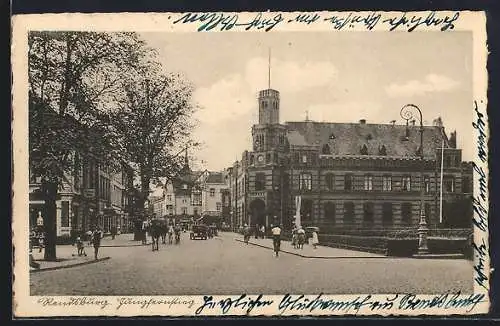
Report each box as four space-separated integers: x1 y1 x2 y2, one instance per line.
232 234 385 259
99 233 151 247
30 233 152 272
30 245 110 272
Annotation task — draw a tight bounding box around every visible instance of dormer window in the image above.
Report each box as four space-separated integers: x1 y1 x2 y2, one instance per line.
360 144 368 155
379 145 387 156
321 144 331 155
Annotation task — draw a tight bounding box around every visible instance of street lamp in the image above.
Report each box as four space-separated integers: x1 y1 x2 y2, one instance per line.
400 104 429 255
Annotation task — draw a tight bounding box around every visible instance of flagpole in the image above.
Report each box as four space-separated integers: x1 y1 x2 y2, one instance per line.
439 139 445 224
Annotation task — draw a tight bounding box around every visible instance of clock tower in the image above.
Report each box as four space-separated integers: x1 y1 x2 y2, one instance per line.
247 49 290 229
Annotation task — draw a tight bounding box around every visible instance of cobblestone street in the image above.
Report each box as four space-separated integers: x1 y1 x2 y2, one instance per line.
30 232 474 296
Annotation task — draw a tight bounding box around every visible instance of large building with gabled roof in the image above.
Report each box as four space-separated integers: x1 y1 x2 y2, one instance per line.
227 85 473 233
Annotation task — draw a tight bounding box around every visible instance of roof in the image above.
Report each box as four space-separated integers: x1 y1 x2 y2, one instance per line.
205 172 224 184
285 121 451 160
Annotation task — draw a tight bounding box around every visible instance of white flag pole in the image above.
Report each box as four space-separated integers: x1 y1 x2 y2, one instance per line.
439 139 445 224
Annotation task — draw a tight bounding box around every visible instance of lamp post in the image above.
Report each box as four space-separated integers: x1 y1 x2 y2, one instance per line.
400 104 429 254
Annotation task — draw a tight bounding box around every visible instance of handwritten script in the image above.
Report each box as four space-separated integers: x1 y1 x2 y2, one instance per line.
471 99 489 292
172 11 460 32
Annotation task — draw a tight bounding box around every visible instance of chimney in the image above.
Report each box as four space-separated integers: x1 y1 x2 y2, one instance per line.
359 119 366 124
390 120 396 126
411 119 416 126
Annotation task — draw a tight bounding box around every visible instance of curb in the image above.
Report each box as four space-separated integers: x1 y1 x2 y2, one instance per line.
100 243 151 248
235 239 387 259
30 257 111 273
236 239 468 260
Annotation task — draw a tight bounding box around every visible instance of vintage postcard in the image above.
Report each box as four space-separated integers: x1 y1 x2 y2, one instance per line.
12 11 490 317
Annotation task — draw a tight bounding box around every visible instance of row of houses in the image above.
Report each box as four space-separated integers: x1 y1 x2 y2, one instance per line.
225 86 473 232
147 152 230 226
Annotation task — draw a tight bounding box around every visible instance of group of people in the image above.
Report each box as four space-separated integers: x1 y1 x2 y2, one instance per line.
242 223 319 257
74 227 103 260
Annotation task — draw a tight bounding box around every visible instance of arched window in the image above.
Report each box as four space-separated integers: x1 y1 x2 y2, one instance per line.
363 202 374 226
322 144 331 155
379 145 387 156
382 202 393 226
324 202 336 222
301 199 313 221
360 144 369 155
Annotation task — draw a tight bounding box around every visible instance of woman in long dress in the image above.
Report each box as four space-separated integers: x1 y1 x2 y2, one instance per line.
311 231 319 249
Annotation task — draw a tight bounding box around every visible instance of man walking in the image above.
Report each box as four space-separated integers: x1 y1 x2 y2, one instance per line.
271 224 282 257
91 227 102 260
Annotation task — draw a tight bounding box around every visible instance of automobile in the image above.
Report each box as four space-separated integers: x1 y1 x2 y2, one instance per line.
209 225 218 237
190 224 209 240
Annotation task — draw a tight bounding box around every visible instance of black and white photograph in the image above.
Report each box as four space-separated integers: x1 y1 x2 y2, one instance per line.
12 11 490 317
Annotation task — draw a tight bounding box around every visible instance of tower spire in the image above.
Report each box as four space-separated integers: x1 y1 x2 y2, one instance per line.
268 47 271 89
184 146 189 166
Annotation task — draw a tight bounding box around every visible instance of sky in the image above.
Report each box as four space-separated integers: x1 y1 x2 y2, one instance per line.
141 31 473 171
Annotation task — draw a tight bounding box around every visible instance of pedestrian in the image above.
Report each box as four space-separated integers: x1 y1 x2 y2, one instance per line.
74 236 87 256
255 224 259 239
37 231 44 253
243 224 250 244
271 224 282 257
260 225 265 239
311 230 319 249
91 227 102 260
110 225 117 240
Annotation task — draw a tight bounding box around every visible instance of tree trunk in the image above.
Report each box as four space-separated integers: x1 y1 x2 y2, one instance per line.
42 181 58 261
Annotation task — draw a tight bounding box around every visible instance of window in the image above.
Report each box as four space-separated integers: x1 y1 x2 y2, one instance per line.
61 201 69 227
216 202 222 211
192 190 202 206
210 188 216 196
299 173 312 191
324 202 336 222
302 155 308 163
401 203 412 225
360 144 368 155
344 174 353 191
182 198 187 204
382 202 393 226
425 203 431 222
193 208 198 216
363 202 374 225
424 176 430 193
444 176 455 192
167 194 172 201
364 175 373 191
379 145 387 156
322 144 331 155
255 173 265 191
182 207 187 215
301 199 313 221
182 184 188 190
462 176 471 193
344 202 355 224
325 174 334 191
383 175 392 191
402 176 411 191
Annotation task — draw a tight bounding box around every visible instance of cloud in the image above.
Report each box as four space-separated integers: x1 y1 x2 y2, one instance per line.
193 56 338 125
385 74 460 98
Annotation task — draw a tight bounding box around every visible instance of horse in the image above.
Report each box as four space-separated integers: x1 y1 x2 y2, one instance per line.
159 219 168 244
149 220 162 251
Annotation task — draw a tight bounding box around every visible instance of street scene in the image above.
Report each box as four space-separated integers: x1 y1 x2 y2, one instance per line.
27 30 475 295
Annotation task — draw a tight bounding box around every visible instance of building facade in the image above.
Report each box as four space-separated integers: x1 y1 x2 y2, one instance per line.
229 85 473 232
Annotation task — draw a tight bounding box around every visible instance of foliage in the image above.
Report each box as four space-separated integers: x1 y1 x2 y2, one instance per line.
28 31 150 183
